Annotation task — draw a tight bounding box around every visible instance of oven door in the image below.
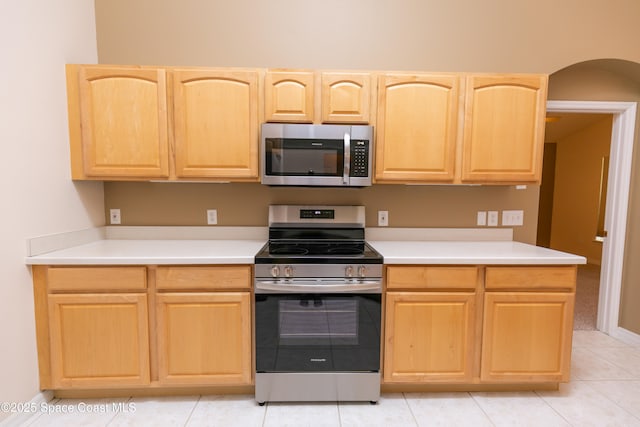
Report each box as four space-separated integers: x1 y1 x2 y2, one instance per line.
255 288 381 373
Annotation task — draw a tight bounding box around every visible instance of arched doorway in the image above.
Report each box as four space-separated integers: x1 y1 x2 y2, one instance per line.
542 59 640 343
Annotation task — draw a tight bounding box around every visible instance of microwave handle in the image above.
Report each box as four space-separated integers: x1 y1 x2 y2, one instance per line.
343 132 350 185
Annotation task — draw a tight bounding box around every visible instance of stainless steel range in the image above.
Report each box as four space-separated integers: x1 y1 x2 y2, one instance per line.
254 205 383 405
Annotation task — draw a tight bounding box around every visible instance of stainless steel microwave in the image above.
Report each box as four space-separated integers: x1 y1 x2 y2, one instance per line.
261 123 373 187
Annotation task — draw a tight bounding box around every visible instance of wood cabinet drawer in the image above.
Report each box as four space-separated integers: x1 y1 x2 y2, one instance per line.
386 266 478 290
156 266 251 290
47 267 147 292
485 266 577 291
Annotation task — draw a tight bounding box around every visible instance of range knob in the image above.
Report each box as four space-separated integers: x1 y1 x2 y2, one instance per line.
358 265 366 278
271 265 280 278
345 265 354 278
284 265 293 278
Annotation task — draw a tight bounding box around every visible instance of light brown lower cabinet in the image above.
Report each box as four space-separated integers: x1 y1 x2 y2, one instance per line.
384 292 476 383
33 265 253 391
481 292 574 382
156 292 251 385
48 293 150 388
382 265 577 386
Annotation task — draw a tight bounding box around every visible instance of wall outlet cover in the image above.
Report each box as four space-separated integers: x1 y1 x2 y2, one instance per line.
487 211 499 227
477 211 487 226
207 209 218 225
109 209 121 225
378 210 389 227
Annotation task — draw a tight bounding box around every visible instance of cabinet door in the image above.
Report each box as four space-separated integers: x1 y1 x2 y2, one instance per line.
172 69 260 180
156 292 251 385
461 74 548 183
48 293 150 388
384 292 475 383
376 74 460 182
481 292 574 382
321 72 372 123
264 71 314 123
77 66 169 178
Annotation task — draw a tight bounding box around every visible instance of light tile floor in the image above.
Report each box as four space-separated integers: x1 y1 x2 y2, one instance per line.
15 331 640 427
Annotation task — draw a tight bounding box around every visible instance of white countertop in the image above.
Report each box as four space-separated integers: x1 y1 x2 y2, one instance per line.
25 239 267 265
368 240 586 265
25 238 586 266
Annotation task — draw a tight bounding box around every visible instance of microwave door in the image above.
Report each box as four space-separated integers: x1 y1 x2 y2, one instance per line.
263 138 345 186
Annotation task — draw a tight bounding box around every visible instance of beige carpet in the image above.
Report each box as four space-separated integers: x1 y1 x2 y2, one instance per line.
573 264 601 330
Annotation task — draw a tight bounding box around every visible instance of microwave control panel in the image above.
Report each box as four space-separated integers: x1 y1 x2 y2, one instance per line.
350 140 369 177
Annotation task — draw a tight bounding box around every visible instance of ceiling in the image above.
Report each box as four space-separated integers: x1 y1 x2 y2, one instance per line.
544 113 612 143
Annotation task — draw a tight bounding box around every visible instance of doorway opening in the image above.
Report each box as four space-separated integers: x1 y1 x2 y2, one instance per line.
543 101 636 338
538 112 613 330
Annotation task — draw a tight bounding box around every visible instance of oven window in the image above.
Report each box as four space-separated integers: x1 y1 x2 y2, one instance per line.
265 138 344 176
255 294 381 372
279 299 358 346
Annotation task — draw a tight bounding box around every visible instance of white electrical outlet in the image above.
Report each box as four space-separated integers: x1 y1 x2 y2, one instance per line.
502 210 524 226
477 211 487 226
487 211 499 227
109 209 121 225
207 209 218 225
378 210 389 227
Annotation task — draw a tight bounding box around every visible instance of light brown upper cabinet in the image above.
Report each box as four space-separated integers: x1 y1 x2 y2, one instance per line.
375 73 460 182
172 69 260 180
375 73 548 184
264 70 315 123
67 65 262 181
264 70 373 124
68 65 169 179
461 74 548 183
320 72 372 123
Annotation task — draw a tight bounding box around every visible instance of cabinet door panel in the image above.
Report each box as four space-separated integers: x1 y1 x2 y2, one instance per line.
48 266 147 292
485 266 577 291
462 75 547 183
156 266 251 290
321 72 372 123
376 74 459 182
481 292 574 382
78 66 169 178
48 293 150 388
173 69 260 179
386 266 478 290
156 292 251 385
264 71 314 123
384 292 475 383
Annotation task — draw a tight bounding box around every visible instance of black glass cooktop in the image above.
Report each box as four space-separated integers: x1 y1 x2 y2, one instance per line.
254 240 383 264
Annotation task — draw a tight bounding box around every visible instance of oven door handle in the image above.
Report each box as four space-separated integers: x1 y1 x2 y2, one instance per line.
255 280 382 294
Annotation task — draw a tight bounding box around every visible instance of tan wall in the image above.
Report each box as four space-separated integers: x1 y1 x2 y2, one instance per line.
547 60 640 335
94 0 640 73
549 116 612 264
0 1 101 420
105 182 539 242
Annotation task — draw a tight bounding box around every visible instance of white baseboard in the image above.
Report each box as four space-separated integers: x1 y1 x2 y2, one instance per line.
610 326 640 347
0 391 54 427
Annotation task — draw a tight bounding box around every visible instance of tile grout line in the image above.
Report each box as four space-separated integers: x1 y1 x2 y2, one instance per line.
532 388 575 427
401 393 420 427
261 400 269 427
466 392 496 427
182 395 202 427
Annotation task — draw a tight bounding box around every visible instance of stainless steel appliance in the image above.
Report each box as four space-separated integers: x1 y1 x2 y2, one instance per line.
261 123 373 187
254 205 383 404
